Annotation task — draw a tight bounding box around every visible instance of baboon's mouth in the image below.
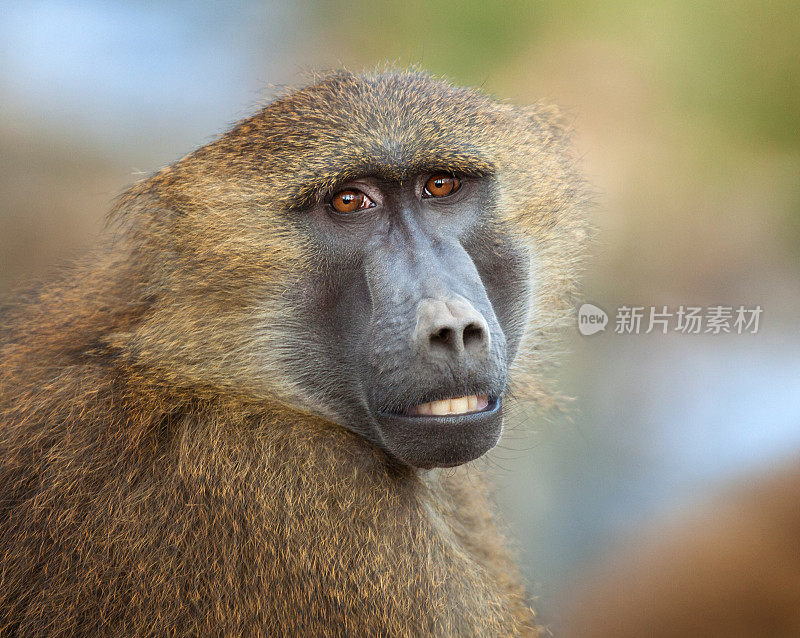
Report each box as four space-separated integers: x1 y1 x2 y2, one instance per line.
402 394 494 417
374 395 503 468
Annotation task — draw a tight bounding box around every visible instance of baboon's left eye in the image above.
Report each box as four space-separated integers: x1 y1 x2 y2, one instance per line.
423 173 461 198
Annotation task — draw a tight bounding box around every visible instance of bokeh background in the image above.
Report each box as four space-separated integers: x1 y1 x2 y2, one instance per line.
2 0 799 629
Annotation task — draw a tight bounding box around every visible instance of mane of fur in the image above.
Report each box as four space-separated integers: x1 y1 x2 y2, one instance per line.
0 69 589 636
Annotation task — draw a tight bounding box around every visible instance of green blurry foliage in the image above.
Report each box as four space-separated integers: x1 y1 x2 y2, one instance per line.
312 0 544 86
319 0 799 150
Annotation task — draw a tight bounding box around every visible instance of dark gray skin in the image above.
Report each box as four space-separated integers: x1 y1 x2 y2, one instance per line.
287 170 531 468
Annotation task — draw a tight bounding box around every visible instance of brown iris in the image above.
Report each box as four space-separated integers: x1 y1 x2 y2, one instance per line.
331 189 373 213
423 173 461 198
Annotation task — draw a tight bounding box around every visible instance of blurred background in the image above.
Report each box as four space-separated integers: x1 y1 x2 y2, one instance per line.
1 0 799 630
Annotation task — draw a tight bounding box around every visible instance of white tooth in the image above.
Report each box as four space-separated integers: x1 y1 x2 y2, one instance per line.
467 395 478 412
430 399 450 415
451 397 469 414
417 402 432 415
476 395 489 411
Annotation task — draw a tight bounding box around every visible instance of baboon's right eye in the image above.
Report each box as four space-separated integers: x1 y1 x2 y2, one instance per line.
330 189 375 214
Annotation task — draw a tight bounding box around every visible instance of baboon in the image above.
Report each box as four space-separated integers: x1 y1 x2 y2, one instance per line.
0 69 588 636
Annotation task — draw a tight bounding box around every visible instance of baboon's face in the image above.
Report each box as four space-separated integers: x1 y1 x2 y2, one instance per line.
289 171 529 468
134 72 584 469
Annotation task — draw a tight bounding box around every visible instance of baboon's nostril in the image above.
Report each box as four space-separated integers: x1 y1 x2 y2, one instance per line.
430 327 455 348
462 322 485 349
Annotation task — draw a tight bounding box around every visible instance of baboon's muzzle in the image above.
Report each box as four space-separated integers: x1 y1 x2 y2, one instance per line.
362 218 507 468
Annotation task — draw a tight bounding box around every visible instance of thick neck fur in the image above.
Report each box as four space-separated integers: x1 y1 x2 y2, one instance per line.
0 263 537 636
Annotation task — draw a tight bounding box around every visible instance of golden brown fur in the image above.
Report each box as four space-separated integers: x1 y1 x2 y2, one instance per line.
0 69 588 636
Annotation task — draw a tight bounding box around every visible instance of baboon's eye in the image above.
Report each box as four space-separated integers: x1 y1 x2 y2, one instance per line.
423 173 461 198
330 189 375 214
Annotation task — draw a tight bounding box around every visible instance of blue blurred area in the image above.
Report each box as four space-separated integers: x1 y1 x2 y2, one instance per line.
0 1 294 160
494 332 800 619
575 333 800 530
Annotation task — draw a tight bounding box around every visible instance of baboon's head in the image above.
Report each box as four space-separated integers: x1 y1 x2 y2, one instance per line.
115 69 588 468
